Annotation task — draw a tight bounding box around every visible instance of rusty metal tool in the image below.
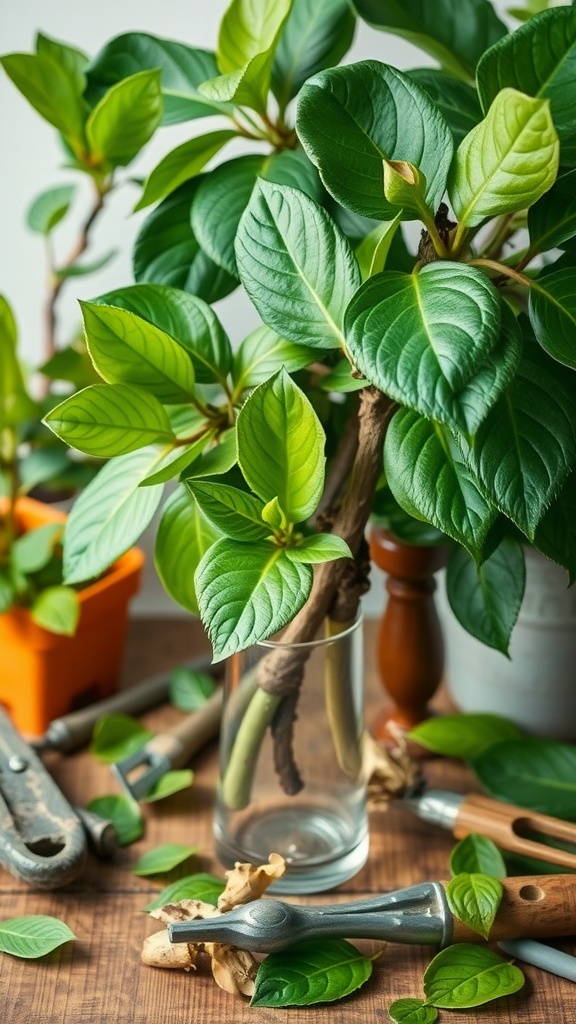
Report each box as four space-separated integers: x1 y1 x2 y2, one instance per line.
111 688 223 800
400 789 576 871
31 652 215 755
168 875 576 953
0 709 87 888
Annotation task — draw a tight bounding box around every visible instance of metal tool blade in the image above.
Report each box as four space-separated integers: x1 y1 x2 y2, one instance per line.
168 882 451 953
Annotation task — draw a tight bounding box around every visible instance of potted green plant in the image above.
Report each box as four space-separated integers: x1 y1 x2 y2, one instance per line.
8 0 576 859
0 294 144 738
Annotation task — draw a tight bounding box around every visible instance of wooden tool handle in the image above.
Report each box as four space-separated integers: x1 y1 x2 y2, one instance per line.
449 875 576 942
454 793 576 871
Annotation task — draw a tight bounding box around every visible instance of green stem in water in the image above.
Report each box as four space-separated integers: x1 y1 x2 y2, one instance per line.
220 687 281 810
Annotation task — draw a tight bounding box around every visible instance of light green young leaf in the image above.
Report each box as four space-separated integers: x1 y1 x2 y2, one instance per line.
0 574 15 613
237 368 325 523
345 263 502 422
132 843 199 876
0 293 17 349
446 872 504 940
0 916 75 959
450 835 507 878
26 185 75 235
169 667 217 712
217 0 292 74
11 523 63 575
142 872 225 911
135 130 237 211
477 6 576 165
36 32 88 95
355 214 403 280
133 179 237 303
44 384 176 458
142 770 194 803
236 180 360 351
383 160 430 221
94 283 233 386
86 794 144 846
181 429 237 480
195 538 312 660
81 301 196 403
154 485 221 616
285 533 352 564
408 712 525 759
85 69 162 167
423 944 524 1008
90 713 154 763
188 481 268 539
388 999 438 1024
384 410 498 558
449 88 559 230
139 432 214 487
447 540 526 655
30 586 80 636
199 52 273 110
350 0 506 80
296 61 454 220
472 737 576 819
261 496 287 530
251 937 373 1007
232 325 316 393
63 448 164 584
0 52 86 144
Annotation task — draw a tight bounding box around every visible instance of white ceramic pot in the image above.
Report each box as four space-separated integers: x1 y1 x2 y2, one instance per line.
440 548 576 741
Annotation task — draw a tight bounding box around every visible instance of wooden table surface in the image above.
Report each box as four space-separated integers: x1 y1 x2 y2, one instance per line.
1 618 575 1023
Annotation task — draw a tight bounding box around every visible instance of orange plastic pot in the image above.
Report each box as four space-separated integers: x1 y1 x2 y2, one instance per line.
0 496 144 737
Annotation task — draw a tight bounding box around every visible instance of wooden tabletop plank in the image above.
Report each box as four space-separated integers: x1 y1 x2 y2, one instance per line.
1 618 575 1021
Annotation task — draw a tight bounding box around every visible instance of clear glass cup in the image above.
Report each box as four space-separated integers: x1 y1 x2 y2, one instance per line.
213 614 368 894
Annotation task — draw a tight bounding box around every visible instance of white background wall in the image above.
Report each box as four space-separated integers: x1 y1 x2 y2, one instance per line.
0 0 515 616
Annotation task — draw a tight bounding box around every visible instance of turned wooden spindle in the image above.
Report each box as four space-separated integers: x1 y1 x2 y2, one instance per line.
369 527 447 741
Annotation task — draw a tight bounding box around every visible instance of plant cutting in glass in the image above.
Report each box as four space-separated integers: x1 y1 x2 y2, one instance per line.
5 1 576 801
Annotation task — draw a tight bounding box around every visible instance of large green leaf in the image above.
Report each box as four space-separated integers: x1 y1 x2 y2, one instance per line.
195 537 312 659
92 284 232 385
408 712 525 759
529 268 576 368
533 470 576 582
237 369 325 523
528 169 576 252
473 737 576 819
188 481 268 540
458 340 576 536
477 6 576 165
0 52 86 146
36 32 88 96
135 130 237 211
85 70 162 167
236 180 360 350
192 149 320 277
133 180 237 303
423 944 524 1008
81 302 196 402
384 409 498 558
446 540 526 654
449 88 559 230
63 448 164 583
0 916 75 959
251 938 372 1007
296 61 454 219
408 70 483 146
350 0 506 80
154 485 220 616
345 263 502 421
232 325 316 393
86 35 227 125
44 384 175 457
271 0 356 110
